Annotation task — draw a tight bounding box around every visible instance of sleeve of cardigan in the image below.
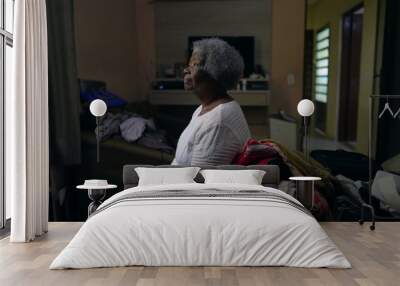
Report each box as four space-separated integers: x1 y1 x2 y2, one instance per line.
190 124 241 166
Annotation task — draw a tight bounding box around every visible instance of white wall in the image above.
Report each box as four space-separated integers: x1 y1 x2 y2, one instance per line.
154 0 271 74
269 0 305 117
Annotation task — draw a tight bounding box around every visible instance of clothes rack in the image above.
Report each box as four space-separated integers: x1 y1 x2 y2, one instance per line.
365 94 400 230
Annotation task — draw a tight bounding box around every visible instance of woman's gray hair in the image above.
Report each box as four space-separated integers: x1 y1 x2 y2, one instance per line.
192 38 244 90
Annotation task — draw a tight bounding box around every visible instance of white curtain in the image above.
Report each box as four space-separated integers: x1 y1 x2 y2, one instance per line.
6 0 49 242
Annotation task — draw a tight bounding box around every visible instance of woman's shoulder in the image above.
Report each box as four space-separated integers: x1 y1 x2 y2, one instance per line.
200 101 245 127
219 101 246 121
220 100 242 112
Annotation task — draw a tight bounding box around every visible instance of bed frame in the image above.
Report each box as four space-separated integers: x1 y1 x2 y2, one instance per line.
123 165 280 189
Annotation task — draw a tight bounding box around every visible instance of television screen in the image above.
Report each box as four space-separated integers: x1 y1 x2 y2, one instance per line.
188 36 255 77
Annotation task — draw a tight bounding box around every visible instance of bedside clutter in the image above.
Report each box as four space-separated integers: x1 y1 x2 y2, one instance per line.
152 78 268 91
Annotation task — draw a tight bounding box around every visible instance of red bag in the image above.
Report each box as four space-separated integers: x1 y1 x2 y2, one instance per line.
233 139 281 165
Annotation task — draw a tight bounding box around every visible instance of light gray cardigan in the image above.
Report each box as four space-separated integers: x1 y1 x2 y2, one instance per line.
172 101 250 166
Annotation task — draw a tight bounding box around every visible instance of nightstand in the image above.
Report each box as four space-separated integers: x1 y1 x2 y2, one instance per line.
77 180 117 216
289 176 321 210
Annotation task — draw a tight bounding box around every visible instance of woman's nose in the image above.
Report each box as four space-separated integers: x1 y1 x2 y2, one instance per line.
183 67 190 75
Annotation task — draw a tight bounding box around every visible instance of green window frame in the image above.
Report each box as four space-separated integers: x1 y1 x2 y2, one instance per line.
314 27 330 104
1 0 14 229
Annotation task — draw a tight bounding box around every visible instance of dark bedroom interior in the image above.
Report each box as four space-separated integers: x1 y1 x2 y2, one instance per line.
2 0 400 285
44 0 400 224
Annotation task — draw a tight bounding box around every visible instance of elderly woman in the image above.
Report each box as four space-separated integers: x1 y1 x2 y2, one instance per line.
172 38 251 166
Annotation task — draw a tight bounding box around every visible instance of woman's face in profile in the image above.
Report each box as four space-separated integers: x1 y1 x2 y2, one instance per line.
184 53 202 90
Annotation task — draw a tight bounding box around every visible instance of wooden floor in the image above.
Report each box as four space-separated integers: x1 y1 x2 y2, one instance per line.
0 222 399 286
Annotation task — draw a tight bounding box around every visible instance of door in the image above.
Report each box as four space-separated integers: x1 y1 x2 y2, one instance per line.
338 5 364 143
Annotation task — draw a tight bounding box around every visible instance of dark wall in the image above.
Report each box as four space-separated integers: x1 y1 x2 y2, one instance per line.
376 0 400 164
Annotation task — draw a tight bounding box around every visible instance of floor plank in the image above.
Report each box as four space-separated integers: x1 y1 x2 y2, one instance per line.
0 222 399 286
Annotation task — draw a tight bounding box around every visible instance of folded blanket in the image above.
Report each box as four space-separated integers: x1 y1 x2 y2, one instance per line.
91 189 311 218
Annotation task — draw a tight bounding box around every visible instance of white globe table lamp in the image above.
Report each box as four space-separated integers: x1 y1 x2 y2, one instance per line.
297 99 315 117
89 99 107 163
297 99 315 161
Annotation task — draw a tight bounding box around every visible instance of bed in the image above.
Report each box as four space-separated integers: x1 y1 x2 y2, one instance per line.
50 165 350 269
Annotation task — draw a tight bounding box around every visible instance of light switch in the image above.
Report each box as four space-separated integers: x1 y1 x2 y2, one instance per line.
287 73 295 86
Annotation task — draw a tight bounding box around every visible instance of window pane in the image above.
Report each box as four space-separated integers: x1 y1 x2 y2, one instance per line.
0 0 3 29
0 36 3 227
315 85 328 94
314 27 330 131
317 28 330 41
316 59 329 68
316 49 329 59
316 68 328 76
316 93 328 103
5 43 13 219
316 77 328 85
317 39 329 50
6 0 15 33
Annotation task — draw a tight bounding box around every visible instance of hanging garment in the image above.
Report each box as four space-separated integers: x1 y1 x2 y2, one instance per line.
394 106 400 118
378 99 394 118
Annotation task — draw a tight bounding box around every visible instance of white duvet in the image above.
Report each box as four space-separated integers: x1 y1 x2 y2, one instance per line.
50 183 351 269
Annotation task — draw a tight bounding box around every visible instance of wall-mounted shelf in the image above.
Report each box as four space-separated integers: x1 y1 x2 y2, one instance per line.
149 90 270 107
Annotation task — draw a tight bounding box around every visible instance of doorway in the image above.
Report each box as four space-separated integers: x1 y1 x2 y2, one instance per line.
338 5 364 143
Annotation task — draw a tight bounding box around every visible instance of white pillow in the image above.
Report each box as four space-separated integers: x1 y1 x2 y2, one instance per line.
135 167 201 186
200 169 266 185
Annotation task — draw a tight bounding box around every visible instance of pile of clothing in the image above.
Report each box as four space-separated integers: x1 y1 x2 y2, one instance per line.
233 139 335 220
333 165 400 220
95 111 174 153
371 171 400 217
333 175 370 220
